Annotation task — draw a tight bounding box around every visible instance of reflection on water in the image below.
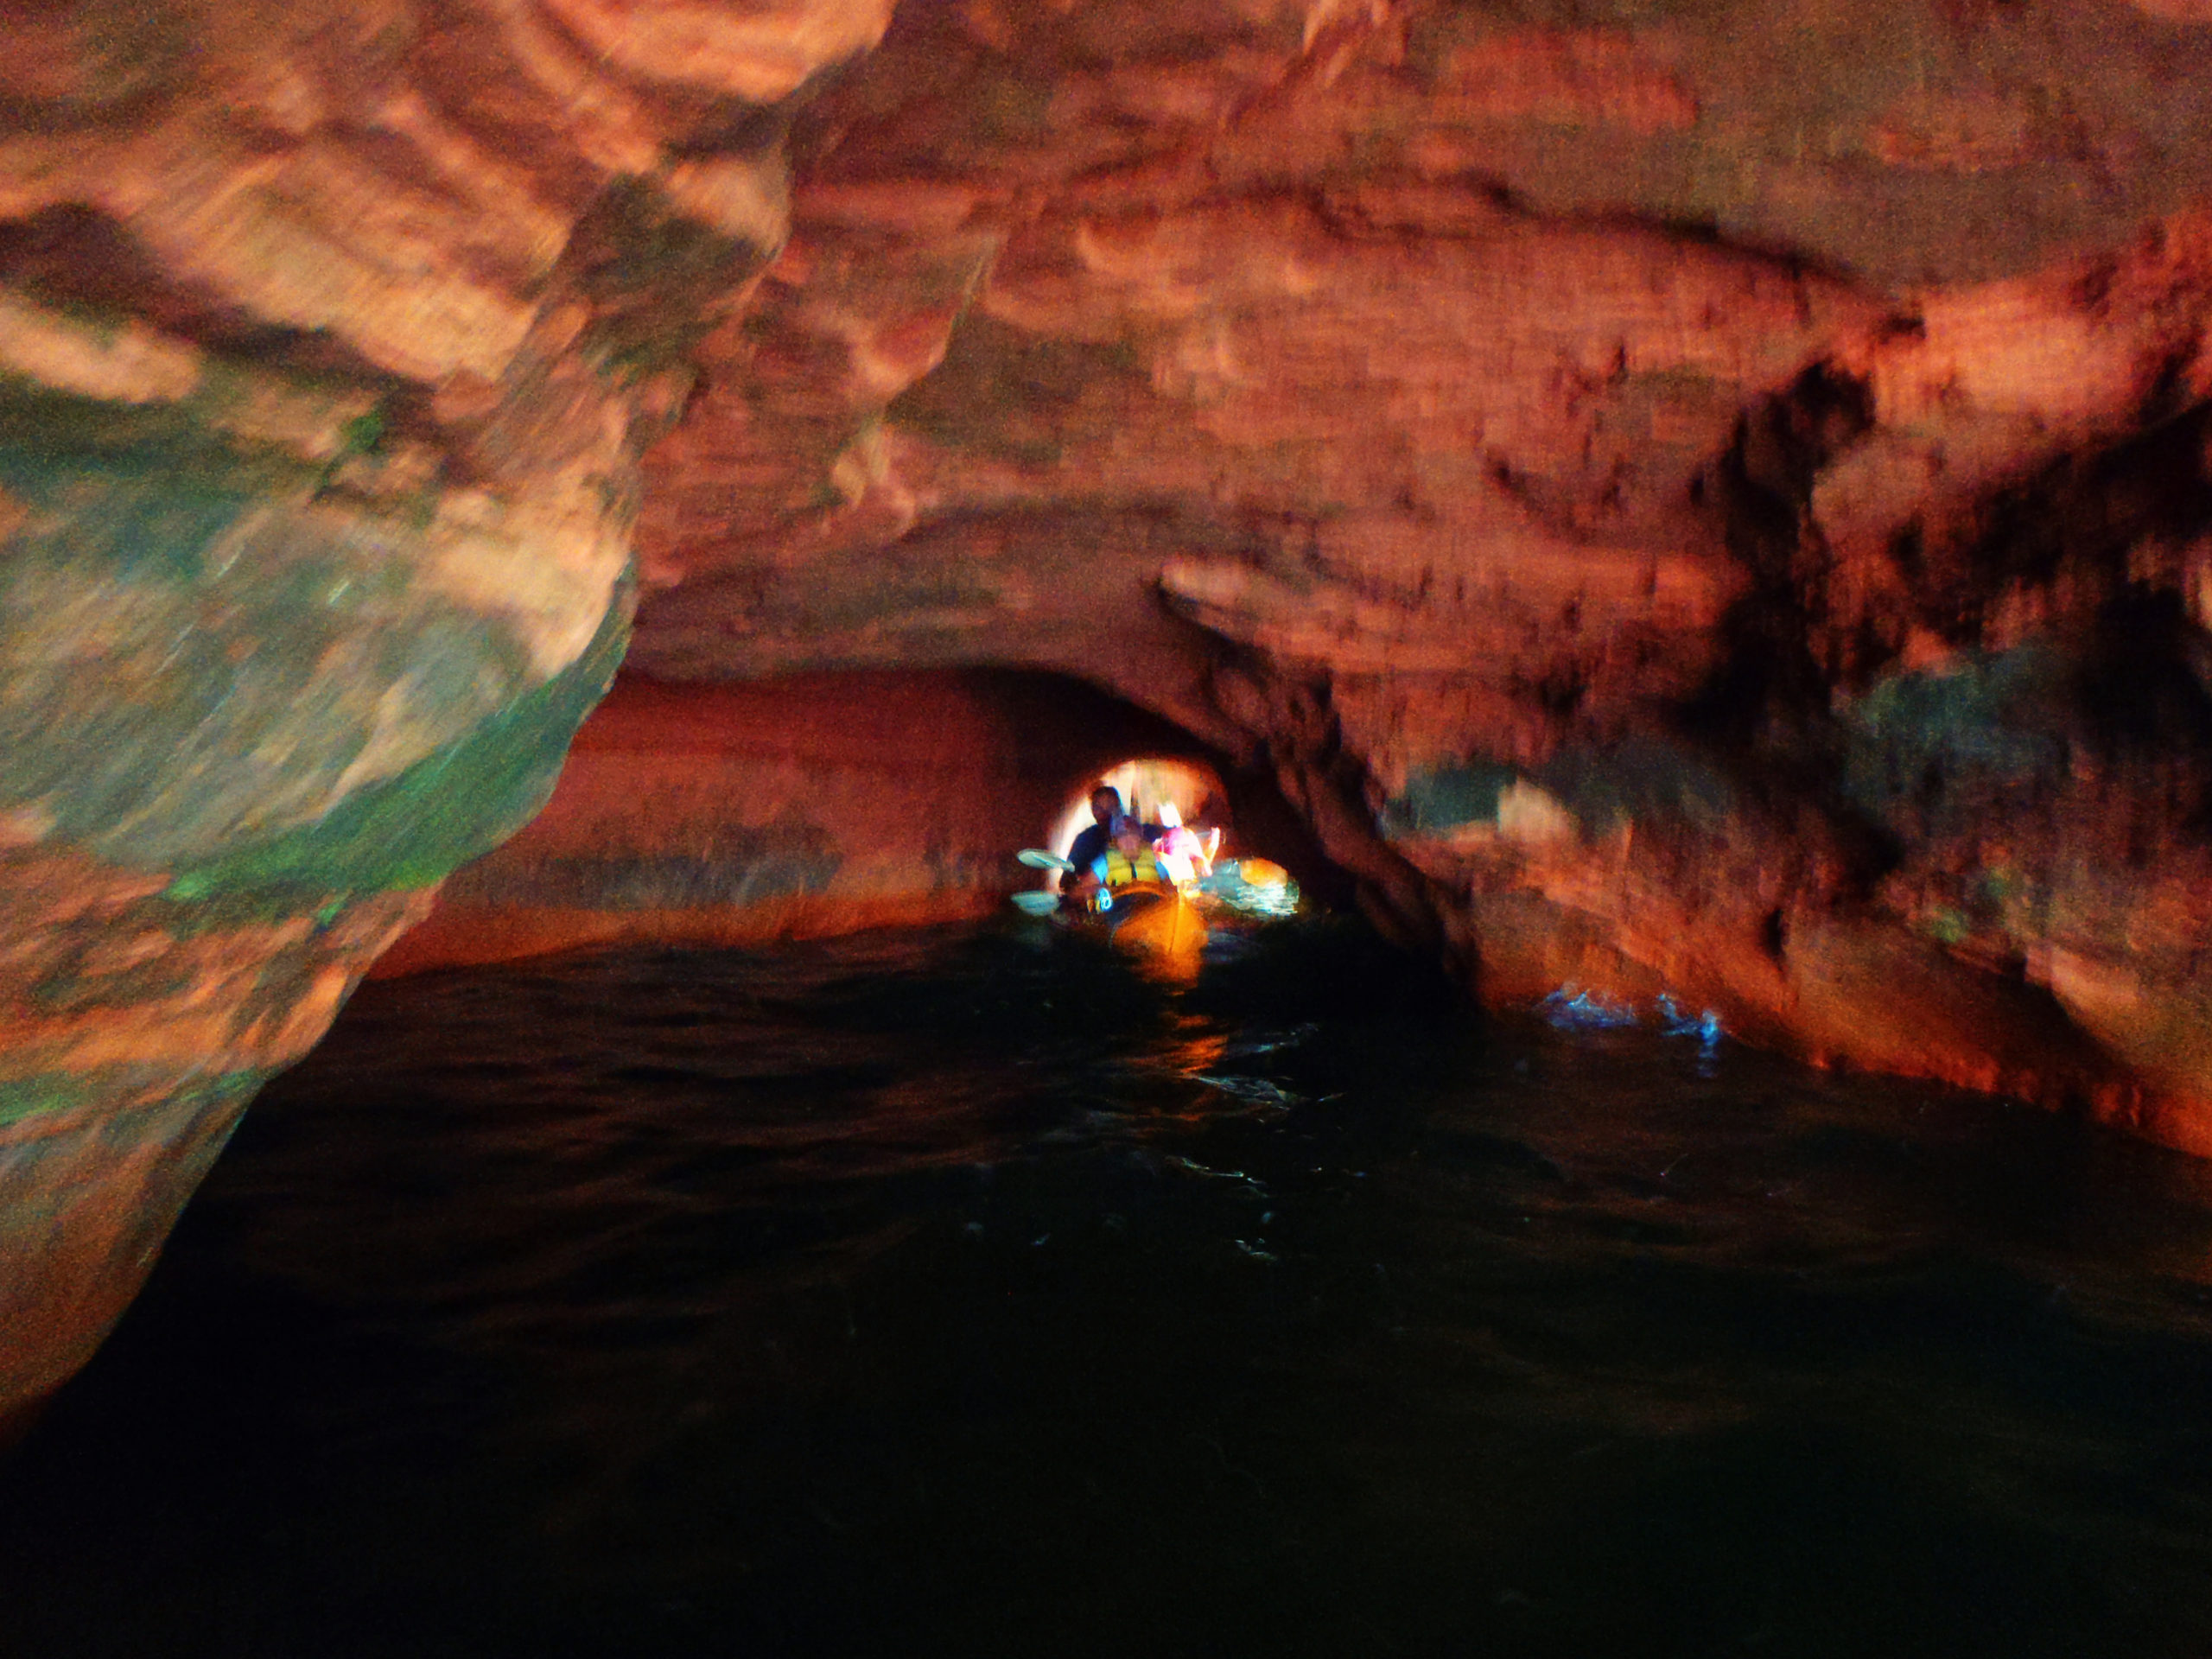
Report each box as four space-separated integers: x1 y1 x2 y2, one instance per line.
10 920 2212 1657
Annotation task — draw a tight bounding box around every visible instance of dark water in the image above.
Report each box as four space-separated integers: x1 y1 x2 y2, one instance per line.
10 920 2212 1658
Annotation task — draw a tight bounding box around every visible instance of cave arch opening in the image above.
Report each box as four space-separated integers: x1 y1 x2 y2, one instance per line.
937 671 1354 908
376 664 1356 975
1043 758 1226 864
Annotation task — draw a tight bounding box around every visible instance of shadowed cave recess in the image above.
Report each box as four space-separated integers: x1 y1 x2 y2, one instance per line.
7 0 2212 1431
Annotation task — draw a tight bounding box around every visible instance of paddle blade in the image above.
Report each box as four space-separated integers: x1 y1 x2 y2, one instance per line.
1017 848 1074 871
1009 890 1062 915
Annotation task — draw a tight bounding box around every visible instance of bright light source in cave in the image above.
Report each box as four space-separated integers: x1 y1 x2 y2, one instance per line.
1046 756 1227 860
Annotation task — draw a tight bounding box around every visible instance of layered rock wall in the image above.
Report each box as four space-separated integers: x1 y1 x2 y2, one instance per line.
628 0 2212 1147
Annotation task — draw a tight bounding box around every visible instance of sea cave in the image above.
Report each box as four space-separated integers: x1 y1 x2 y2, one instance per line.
8 0 2212 1649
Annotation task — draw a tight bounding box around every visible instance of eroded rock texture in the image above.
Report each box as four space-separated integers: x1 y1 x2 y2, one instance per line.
0 0 885 1425
629 0 2212 1151
8 0 2212 1421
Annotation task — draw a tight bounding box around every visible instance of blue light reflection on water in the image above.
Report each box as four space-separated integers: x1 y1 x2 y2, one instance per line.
9 918 2212 1657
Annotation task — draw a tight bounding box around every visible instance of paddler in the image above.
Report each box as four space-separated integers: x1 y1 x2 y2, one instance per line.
1073 818 1166 908
1064 785 1159 892
1150 801 1217 886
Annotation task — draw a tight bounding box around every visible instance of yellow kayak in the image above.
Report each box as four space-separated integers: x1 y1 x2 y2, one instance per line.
1095 880 1207 980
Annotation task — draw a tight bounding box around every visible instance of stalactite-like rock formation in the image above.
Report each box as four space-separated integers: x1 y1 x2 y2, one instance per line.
8 0 2212 1425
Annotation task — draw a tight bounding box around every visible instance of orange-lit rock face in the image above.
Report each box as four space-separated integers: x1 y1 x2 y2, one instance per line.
0 847 432 1419
624 0 2212 1153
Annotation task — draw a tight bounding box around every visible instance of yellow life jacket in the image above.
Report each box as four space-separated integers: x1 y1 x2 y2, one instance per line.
1103 847 1162 887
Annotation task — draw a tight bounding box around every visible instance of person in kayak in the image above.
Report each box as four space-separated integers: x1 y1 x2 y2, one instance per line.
1099 819 1166 887
1150 801 1217 886
1065 785 1122 872
1071 818 1166 906
1064 785 1159 887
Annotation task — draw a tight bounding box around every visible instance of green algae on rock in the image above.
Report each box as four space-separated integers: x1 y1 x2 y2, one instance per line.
162 579 633 899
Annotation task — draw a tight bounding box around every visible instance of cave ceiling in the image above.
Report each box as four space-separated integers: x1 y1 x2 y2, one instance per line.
611 0 2212 1152
630 0 2212 755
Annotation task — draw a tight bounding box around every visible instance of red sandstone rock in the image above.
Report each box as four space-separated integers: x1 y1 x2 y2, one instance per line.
0 845 431 1417
0 0 886 1426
